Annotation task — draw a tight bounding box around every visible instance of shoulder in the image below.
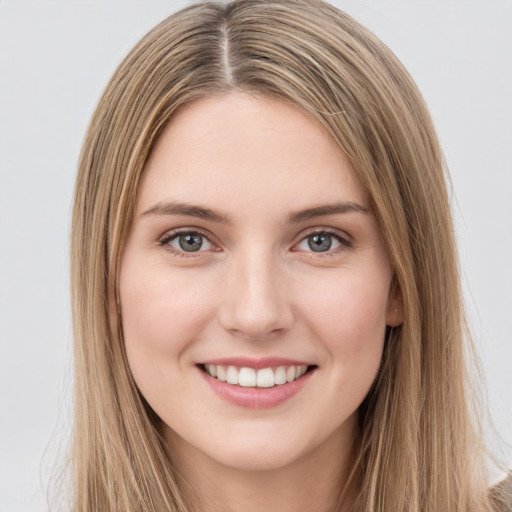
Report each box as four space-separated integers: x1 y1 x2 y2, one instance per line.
489 471 512 512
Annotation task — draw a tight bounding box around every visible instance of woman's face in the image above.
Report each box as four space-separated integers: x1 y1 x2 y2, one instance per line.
120 93 400 473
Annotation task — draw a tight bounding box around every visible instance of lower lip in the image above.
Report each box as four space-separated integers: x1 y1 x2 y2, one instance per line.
198 367 316 409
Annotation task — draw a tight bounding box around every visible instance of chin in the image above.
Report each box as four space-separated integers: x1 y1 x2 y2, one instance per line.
210 440 308 473
166 421 315 474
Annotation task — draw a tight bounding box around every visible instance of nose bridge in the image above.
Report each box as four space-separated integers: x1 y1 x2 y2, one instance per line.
219 243 293 340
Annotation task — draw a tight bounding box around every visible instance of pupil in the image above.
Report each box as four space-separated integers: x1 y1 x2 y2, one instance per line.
179 233 202 252
308 233 332 252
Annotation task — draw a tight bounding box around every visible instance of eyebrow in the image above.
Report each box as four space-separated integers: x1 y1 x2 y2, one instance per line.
141 201 232 224
286 202 369 223
141 200 369 224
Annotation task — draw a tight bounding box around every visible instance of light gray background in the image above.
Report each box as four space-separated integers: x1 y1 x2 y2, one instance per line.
1 1 511 510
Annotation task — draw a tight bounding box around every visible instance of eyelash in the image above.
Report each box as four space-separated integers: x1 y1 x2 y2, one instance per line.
158 227 353 258
158 229 215 258
294 228 353 256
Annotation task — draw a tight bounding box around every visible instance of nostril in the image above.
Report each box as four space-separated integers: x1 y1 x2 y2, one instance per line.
229 327 285 342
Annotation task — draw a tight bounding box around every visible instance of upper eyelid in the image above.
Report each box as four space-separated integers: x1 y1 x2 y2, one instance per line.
158 225 350 240
159 227 214 243
295 226 353 245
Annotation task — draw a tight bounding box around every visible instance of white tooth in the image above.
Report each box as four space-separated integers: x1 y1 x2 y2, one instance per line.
274 366 287 385
217 365 227 382
257 368 275 388
208 365 217 378
238 367 256 387
297 365 307 377
226 365 239 385
286 366 296 383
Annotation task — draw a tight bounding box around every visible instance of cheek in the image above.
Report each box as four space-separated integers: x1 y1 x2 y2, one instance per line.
295 268 389 396
119 260 217 372
301 271 389 344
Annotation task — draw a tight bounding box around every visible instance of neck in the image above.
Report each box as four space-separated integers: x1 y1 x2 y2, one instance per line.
165 423 360 512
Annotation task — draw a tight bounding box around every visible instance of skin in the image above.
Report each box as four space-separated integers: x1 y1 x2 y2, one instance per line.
119 92 403 512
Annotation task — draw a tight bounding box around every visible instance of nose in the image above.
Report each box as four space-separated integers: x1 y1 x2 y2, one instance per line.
218 249 294 341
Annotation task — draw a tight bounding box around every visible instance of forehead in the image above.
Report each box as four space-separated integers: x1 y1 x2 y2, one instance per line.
137 92 367 217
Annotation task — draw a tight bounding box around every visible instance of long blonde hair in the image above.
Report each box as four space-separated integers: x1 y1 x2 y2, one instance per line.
70 1 494 510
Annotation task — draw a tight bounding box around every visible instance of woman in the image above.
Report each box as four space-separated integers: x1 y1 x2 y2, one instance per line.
70 0 508 510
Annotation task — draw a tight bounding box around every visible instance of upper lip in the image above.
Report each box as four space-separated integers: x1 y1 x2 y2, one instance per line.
197 357 314 369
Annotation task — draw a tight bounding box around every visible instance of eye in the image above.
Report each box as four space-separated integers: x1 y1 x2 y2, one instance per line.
160 230 214 254
295 230 352 254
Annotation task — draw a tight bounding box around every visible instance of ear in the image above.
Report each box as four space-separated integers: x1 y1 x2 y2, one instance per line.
385 275 404 327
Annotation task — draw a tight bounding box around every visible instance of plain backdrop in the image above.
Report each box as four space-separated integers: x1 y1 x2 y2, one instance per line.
0 1 511 510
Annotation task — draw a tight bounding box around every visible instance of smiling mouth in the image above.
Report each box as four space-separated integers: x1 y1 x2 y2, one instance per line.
200 364 317 388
